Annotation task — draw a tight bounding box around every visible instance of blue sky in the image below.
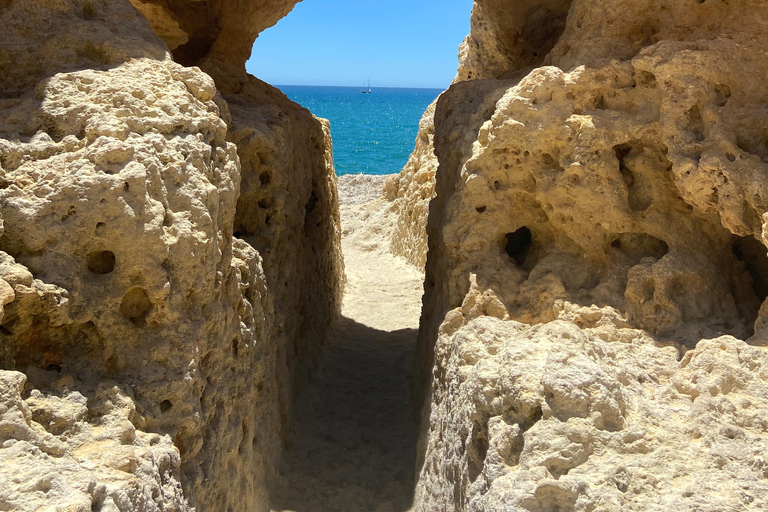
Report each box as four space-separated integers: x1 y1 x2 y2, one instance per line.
246 0 473 89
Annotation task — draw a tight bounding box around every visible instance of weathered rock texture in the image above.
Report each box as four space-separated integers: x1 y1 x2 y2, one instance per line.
0 0 341 511
1 370 189 511
415 0 768 510
127 0 302 84
387 0 577 270
384 100 440 269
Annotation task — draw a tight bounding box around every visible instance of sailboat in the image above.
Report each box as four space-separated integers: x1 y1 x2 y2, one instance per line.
361 80 372 94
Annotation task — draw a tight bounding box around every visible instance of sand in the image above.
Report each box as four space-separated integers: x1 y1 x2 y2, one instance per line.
270 175 425 512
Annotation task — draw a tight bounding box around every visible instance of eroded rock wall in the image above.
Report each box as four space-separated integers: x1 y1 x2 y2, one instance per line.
385 100 439 269
387 0 575 270
0 0 341 511
416 0 768 510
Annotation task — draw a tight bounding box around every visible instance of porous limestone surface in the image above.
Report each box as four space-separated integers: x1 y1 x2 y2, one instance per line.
226 79 344 420
385 0 585 272
0 0 342 511
0 370 190 512
384 100 439 269
418 314 768 511
414 0 768 510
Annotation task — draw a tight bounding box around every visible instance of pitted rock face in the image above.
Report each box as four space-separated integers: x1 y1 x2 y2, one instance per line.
429 59 768 342
0 0 342 511
414 0 768 510
0 370 190 511
385 98 440 269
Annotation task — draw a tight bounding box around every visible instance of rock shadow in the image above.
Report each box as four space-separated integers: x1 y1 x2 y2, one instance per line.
269 316 419 512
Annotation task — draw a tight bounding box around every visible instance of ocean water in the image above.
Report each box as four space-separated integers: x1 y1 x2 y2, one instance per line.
277 85 442 176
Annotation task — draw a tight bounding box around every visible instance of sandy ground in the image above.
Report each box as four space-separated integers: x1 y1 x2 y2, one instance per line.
270 176 425 512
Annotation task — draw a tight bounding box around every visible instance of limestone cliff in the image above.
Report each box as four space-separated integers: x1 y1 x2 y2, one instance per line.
0 1 341 511
415 0 768 510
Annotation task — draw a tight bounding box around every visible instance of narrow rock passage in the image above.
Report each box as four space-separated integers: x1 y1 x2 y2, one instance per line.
270 189 424 512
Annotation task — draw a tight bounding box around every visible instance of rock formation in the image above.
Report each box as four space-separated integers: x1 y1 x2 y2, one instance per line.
385 100 440 269
0 1 341 511
414 0 768 510
4 0 768 510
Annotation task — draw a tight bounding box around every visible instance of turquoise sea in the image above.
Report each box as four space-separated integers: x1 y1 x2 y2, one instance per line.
277 85 442 176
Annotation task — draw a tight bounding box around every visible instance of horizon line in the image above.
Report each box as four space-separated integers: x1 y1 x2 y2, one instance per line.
274 83 447 91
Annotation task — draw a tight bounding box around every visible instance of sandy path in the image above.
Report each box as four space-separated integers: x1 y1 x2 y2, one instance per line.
270 194 424 512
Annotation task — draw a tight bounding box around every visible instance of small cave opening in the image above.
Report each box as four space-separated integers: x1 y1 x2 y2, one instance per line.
505 227 533 266
86 250 115 274
732 235 768 303
512 1 573 68
171 34 217 68
160 400 173 413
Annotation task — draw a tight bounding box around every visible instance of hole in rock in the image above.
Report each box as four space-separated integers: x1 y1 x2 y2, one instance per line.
611 233 669 261
542 153 560 169
639 22 658 45
736 134 768 163
172 34 217 67
732 235 768 303
120 288 152 327
305 191 319 213
686 105 706 142
259 171 272 185
715 84 731 106
476 206 487 213
258 197 273 209
160 400 173 413
505 227 534 266
614 143 654 211
86 250 115 274
636 71 656 86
